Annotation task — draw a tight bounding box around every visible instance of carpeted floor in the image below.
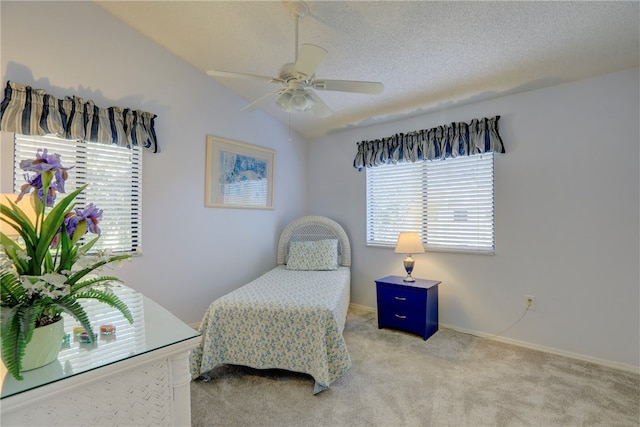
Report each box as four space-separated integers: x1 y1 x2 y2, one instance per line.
190 307 640 427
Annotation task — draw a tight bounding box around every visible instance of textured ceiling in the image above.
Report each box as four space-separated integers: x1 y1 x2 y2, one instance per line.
95 1 640 139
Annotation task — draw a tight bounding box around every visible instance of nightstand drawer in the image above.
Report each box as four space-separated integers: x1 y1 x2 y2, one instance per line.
378 309 426 337
376 284 427 312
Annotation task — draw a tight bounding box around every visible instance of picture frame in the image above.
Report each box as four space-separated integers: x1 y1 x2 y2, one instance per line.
205 135 275 209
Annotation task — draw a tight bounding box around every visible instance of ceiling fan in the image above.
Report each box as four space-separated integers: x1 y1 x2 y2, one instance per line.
206 1 384 118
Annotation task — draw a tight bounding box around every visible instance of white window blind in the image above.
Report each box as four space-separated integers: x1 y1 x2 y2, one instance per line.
13 135 142 254
366 153 495 254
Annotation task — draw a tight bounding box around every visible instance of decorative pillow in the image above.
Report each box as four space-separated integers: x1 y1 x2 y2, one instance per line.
286 239 339 271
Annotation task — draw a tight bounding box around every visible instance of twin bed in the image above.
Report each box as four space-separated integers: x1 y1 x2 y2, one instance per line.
189 216 352 393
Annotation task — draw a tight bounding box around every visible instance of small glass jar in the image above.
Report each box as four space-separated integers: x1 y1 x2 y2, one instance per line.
100 324 116 335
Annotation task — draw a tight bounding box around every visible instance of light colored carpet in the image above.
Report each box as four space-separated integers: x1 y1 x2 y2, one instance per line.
190 307 640 427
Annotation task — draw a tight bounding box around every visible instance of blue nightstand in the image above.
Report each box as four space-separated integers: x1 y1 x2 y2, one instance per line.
375 275 441 340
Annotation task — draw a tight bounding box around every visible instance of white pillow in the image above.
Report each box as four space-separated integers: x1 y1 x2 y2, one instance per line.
286 239 339 271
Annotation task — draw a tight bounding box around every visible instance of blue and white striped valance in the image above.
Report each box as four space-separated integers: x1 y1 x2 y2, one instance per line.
0 81 159 153
353 116 504 170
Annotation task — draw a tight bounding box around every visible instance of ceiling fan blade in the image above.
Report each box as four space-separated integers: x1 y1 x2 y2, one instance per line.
240 91 282 112
207 69 283 84
294 44 328 78
311 79 384 95
306 90 332 118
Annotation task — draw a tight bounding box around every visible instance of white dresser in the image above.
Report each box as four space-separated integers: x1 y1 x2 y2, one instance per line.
1 285 201 426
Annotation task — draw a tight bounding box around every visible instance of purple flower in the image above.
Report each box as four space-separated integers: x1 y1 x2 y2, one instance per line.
16 148 71 206
69 203 103 236
50 204 103 249
20 149 69 184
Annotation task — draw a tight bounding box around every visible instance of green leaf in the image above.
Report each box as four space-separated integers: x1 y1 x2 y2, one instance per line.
70 276 121 293
0 269 28 307
0 233 26 274
50 297 94 343
1 304 45 380
1 306 26 380
66 253 130 285
77 235 100 254
43 249 54 273
71 288 134 324
58 223 73 272
35 185 86 274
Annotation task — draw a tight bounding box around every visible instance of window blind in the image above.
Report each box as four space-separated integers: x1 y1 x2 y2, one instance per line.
366 153 495 254
13 135 142 254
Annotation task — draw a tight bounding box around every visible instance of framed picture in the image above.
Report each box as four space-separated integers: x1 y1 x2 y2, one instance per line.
205 135 275 209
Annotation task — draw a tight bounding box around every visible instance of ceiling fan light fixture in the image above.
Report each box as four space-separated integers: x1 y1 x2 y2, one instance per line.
275 91 293 111
275 88 315 113
290 89 315 112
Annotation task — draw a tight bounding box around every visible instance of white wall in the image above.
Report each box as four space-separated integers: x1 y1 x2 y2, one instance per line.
0 1 307 325
308 68 640 371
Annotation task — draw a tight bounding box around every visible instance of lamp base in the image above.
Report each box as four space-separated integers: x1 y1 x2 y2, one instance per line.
403 256 415 282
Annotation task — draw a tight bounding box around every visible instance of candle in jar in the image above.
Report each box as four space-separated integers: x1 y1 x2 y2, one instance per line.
100 324 116 335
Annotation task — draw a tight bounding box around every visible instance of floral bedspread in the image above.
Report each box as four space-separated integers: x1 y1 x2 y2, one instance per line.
189 266 351 393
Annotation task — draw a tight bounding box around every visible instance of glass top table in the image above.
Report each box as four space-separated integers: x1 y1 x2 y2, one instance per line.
1 284 200 399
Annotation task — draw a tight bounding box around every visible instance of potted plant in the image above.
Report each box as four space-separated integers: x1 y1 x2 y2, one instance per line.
1 148 133 380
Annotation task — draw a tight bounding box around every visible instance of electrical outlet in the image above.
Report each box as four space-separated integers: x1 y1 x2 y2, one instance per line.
525 295 536 311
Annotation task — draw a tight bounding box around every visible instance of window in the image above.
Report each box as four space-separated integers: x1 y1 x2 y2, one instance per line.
13 134 142 254
366 153 495 254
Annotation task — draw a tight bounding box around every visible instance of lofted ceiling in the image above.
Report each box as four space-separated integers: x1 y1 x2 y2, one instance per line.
95 1 640 139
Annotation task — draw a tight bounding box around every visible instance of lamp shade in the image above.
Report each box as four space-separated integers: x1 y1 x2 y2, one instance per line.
1 193 37 238
394 232 425 254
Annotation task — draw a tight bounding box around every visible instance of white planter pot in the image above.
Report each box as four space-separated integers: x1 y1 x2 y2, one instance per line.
21 318 64 371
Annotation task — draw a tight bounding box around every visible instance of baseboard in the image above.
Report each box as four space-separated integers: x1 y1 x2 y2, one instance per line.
439 322 640 375
349 303 376 313
189 322 201 330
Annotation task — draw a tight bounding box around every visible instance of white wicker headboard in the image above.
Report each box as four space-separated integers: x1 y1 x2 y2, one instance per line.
277 216 351 267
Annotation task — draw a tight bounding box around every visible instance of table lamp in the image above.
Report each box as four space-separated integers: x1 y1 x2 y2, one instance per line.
394 232 425 282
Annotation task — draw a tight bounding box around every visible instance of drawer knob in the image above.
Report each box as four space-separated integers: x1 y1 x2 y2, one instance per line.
395 314 407 319
394 296 407 301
